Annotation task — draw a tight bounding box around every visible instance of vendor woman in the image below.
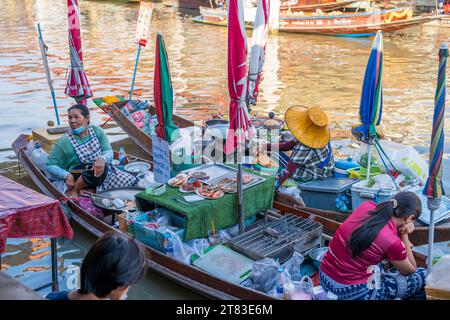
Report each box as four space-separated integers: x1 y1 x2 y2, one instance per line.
266 106 335 189
319 191 426 300
46 104 137 197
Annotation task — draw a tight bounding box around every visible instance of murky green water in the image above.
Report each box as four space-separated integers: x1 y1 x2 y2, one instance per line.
0 0 449 299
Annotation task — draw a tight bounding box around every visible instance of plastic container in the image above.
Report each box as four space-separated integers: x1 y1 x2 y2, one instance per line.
30 142 49 175
298 178 359 212
333 158 360 178
351 178 417 210
133 211 185 252
118 147 127 166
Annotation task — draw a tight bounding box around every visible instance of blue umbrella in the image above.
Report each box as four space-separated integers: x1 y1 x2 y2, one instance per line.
353 31 383 180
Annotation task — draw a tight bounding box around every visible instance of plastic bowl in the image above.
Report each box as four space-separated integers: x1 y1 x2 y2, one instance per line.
124 161 151 177
309 247 329 269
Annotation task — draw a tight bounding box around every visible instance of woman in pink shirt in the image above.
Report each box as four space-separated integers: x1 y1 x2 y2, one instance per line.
319 191 426 300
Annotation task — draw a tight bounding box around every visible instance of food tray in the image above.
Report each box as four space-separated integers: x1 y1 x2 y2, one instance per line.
181 163 265 193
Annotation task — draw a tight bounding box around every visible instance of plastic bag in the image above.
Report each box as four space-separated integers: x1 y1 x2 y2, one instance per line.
426 254 450 290
282 252 305 282
128 110 149 129
251 258 280 293
377 140 428 185
185 238 209 260
165 229 193 264
291 276 313 300
353 143 377 167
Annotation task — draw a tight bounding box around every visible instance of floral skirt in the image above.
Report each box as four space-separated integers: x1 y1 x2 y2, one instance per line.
319 267 427 300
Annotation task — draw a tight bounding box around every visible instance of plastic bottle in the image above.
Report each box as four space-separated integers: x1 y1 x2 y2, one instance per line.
275 267 285 295
118 147 127 166
30 142 49 175
163 232 174 257
26 136 35 156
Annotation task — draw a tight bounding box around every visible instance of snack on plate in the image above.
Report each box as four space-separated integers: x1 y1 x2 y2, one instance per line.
221 182 237 193
179 178 202 193
196 186 224 199
168 174 188 187
255 153 278 168
190 171 209 180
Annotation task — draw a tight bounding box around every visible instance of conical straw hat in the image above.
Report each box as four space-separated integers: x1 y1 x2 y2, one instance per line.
284 106 330 149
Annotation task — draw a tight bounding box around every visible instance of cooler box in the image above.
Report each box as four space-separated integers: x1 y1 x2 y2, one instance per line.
333 158 360 178
351 179 418 210
299 178 358 212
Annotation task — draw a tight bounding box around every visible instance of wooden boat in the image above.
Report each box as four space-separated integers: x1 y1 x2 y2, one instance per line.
96 100 449 246
12 134 444 298
279 0 359 12
193 6 439 36
98 100 194 159
169 0 217 10
278 7 438 36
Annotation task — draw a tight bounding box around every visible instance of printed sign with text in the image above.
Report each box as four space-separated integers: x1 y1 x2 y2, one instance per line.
152 136 171 183
134 2 153 47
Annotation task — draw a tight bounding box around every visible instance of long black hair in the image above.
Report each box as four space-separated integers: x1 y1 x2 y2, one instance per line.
348 191 422 258
78 231 147 298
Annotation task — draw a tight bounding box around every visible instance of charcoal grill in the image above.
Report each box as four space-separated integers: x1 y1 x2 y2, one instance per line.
227 214 323 263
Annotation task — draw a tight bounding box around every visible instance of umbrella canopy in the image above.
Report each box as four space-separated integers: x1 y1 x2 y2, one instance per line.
423 42 447 273
154 32 180 143
424 43 447 200
65 0 92 102
224 0 255 154
247 0 270 106
353 31 383 144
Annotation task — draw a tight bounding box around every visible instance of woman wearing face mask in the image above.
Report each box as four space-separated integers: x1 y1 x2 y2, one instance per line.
46 231 147 300
319 191 427 300
46 104 137 197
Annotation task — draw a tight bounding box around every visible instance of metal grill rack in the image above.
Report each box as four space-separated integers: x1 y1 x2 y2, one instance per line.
228 213 323 263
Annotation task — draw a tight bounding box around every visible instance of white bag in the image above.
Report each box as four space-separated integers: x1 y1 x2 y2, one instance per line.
377 140 428 185
426 255 450 291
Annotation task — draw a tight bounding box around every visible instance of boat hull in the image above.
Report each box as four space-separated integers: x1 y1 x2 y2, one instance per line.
280 0 358 12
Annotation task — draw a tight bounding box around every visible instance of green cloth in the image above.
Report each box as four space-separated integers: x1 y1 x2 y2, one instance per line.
46 125 112 176
135 167 275 241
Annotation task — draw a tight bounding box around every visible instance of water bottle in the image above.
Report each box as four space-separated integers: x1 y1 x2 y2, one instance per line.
163 232 174 257
30 142 49 175
118 147 127 166
26 136 35 156
275 267 285 295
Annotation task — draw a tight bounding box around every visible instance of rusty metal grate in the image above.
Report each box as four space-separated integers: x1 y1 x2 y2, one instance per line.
228 213 323 263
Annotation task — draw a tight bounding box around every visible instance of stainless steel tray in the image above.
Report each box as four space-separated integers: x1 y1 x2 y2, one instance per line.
181 163 265 193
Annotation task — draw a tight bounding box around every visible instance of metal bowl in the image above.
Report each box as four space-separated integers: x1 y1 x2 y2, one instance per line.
205 119 229 127
309 247 328 269
124 161 151 177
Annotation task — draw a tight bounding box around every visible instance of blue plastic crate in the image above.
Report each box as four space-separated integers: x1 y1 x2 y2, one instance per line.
133 210 185 252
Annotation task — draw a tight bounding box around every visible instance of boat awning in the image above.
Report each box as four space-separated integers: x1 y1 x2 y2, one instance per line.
0 175 73 252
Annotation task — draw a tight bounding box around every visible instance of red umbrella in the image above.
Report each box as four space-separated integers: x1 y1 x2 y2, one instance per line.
65 0 92 103
224 0 255 154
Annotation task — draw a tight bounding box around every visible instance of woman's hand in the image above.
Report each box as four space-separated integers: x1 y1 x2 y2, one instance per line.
93 157 106 177
399 222 415 236
65 173 75 189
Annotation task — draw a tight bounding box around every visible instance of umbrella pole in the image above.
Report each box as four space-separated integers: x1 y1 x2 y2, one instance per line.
427 198 441 273
37 23 60 126
366 144 373 182
237 163 245 233
130 44 142 101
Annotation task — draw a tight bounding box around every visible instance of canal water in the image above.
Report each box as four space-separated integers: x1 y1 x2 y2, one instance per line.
0 0 449 299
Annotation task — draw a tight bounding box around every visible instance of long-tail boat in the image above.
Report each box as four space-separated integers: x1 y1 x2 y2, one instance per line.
12 134 444 298
279 0 359 12
193 6 439 36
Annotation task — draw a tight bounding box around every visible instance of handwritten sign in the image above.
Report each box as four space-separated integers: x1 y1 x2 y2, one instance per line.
152 136 171 183
134 2 153 47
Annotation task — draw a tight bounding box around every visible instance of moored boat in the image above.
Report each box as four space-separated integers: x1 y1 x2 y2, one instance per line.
279 0 359 12
193 6 439 36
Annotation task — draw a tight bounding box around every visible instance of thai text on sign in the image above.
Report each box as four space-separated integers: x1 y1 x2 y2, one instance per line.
152 136 171 183
134 2 153 47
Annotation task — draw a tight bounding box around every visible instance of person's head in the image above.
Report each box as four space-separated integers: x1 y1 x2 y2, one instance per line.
284 106 330 149
348 191 422 258
79 231 147 300
68 104 90 135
